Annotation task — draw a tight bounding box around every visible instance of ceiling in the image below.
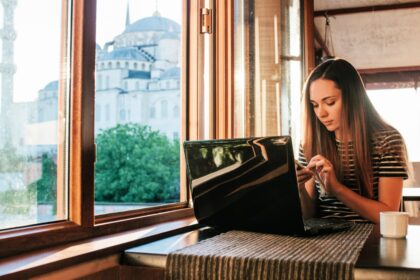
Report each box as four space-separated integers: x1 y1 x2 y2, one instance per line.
313 0 420 72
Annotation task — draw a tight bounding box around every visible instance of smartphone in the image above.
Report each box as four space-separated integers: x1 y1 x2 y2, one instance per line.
295 160 327 197
295 160 305 170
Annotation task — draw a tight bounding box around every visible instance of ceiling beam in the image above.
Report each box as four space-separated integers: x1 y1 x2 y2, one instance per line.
314 2 420 17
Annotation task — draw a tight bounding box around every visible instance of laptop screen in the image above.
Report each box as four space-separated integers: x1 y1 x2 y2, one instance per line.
184 136 306 234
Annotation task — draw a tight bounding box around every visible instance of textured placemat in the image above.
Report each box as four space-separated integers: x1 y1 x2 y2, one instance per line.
166 223 373 280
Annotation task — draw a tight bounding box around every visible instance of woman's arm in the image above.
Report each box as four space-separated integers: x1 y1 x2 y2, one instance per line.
332 177 402 224
309 155 404 224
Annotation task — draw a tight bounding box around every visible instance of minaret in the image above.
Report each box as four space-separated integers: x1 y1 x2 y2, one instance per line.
0 0 17 147
125 0 130 27
153 0 160 17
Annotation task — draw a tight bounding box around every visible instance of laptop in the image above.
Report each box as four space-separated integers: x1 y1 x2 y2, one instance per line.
183 136 354 235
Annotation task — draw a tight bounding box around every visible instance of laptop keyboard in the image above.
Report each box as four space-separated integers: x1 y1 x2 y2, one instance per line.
304 218 354 233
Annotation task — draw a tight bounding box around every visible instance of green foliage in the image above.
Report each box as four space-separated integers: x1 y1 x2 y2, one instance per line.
28 154 57 203
95 123 180 203
0 188 36 214
0 144 25 172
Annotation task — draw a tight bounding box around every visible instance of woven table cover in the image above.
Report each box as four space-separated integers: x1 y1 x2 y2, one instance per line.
166 223 373 280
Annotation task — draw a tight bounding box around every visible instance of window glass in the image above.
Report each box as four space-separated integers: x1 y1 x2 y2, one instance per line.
95 0 182 215
0 1 69 230
367 88 420 162
233 0 302 144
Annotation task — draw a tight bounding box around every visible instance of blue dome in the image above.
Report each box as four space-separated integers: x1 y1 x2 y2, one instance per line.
124 14 180 34
160 67 180 80
43 80 58 91
99 47 149 61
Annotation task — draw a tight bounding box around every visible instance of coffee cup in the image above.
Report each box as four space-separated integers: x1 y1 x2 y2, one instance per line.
380 211 409 238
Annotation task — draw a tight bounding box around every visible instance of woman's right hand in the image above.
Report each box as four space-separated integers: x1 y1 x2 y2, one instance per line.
296 167 313 187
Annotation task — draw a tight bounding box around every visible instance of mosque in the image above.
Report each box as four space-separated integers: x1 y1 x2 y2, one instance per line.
25 9 181 156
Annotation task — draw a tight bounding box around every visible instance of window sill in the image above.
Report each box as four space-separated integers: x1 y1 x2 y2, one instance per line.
0 204 191 258
0 214 198 279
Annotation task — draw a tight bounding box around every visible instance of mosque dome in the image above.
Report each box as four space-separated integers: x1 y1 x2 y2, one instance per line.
160 32 179 40
124 13 180 34
43 80 58 91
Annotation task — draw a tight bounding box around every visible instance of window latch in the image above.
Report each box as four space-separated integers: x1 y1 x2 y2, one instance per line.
201 8 212 34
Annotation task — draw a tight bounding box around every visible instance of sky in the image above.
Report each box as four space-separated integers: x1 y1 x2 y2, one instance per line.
3 0 181 102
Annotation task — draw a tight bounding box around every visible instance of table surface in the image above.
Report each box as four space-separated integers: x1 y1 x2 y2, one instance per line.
124 223 420 277
356 224 420 270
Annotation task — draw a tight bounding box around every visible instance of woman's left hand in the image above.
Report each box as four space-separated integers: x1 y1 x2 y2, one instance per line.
307 155 340 196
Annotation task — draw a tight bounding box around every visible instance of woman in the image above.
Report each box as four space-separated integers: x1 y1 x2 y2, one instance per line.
297 58 408 224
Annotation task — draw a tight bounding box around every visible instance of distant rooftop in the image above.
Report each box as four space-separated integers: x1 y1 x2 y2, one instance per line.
160 67 180 80
99 47 150 61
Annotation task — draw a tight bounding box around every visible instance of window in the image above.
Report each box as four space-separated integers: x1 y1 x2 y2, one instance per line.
368 88 420 161
119 109 126 121
105 104 110 121
0 0 69 231
161 100 168 118
96 104 101 122
97 74 103 90
0 0 192 257
105 76 110 88
233 0 302 141
94 0 183 215
149 107 156 118
173 105 179 117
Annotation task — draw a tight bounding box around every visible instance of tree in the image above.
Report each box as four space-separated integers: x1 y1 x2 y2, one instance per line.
95 123 180 203
28 154 57 204
0 144 25 172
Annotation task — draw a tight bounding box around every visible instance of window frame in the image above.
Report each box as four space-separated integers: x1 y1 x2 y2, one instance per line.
0 0 194 258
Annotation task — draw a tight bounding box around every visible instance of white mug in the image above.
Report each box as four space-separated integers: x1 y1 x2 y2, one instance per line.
380 211 409 238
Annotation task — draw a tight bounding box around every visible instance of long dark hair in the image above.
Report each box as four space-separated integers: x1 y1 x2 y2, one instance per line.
301 58 392 198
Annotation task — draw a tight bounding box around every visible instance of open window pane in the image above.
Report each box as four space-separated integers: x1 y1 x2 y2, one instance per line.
0 1 70 230
233 0 302 143
94 0 183 215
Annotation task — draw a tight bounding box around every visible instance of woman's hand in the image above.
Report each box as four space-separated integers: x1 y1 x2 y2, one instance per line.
307 155 341 196
296 162 313 187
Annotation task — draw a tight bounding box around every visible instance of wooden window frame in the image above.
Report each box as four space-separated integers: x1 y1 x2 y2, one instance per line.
0 0 197 258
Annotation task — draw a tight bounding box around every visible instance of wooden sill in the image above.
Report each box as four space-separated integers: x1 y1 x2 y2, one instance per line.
0 216 199 279
0 205 191 258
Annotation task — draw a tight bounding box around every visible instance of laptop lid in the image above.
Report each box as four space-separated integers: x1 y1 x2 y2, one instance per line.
183 136 307 235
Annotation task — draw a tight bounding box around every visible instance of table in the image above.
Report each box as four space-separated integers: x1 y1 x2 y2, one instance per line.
355 224 420 279
124 225 420 279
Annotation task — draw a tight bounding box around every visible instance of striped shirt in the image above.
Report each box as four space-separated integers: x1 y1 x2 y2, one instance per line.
299 129 408 223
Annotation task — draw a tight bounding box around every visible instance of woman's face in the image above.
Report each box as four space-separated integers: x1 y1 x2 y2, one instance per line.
309 79 344 139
